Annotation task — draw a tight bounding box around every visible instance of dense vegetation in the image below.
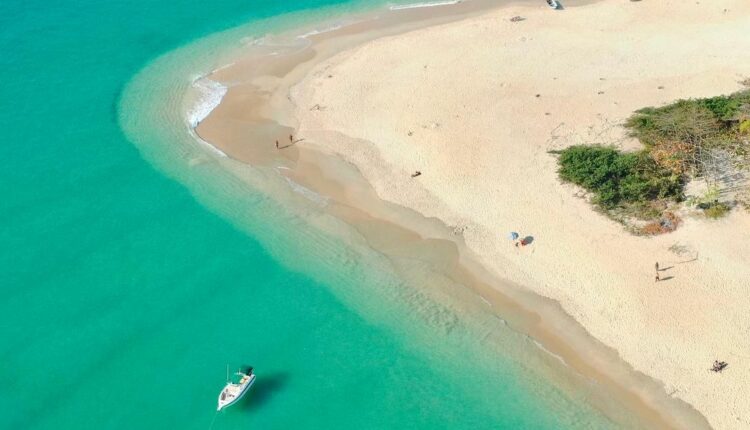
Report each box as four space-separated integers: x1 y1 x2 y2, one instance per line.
555 88 750 232
625 89 750 177
557 145 683 213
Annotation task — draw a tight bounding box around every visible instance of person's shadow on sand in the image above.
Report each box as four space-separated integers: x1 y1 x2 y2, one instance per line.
240 372 289 411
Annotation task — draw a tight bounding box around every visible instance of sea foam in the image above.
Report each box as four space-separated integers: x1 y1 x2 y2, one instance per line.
188 128 228 158
531 338 569 368
297 23 344 39
184 75 229 158
389 0 461 10
186 75 227 128
284 176 329 206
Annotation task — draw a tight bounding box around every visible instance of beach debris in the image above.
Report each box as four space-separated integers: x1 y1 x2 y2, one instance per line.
535 94 541 98
411 171 422 178
659 212 680 230
668 242 690 256
657 86 665 90
597 91 605 95
407 130 413 136
452 225 467 235
711 360 728 373
327 74 333 78
510 16 526 22
640 211 682 235
310 104 326 111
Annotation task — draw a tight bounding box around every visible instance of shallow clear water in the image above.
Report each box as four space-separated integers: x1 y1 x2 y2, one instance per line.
1 0 623 428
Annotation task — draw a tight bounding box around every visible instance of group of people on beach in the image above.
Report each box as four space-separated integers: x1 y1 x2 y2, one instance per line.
275 134 296 149
515 238 531 247
711 360 728 373
510 232 531 247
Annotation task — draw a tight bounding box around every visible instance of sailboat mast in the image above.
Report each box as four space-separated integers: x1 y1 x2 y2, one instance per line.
226 364 229 383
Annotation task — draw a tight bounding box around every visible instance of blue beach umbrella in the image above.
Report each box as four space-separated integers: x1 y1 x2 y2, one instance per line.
508 232 519 240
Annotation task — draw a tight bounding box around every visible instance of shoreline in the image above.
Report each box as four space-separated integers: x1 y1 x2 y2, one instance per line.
193 1 707 428
191 0 750 428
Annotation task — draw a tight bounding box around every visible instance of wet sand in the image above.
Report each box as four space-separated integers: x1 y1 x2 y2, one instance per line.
195 0 750 428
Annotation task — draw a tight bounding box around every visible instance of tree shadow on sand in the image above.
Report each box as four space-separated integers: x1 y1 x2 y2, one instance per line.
240 372 289 411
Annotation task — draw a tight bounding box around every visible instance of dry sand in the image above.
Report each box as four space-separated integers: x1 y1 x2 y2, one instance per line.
288 1 750 428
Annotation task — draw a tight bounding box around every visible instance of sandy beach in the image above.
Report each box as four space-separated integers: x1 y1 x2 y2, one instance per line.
197 0 750 428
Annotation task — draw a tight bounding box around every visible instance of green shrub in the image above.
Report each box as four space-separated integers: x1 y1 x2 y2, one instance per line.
626 101 722 146
699 95 742 120
625 90 750 149
558 89 749 228
557 145 683 210
704 202 731 219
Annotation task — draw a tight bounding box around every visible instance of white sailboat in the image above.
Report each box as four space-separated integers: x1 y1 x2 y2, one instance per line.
217 366 256 411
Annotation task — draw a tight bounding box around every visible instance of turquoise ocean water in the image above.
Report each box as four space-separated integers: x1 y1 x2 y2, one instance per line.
1 0 628 428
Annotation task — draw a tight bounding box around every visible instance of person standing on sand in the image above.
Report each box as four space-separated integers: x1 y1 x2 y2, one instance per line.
289 134 294 143
655 273 660 282
275 140 279 149
655 262 659 272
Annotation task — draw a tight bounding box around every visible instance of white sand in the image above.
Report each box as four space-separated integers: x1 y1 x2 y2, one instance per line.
291 1 750 428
